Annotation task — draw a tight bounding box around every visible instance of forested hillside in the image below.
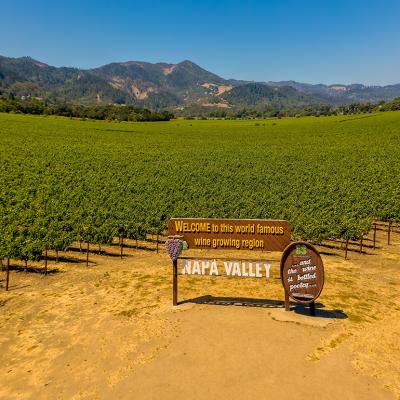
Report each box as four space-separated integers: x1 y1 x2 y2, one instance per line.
2 54 400 114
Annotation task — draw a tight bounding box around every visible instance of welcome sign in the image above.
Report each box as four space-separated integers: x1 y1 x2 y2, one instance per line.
168 218 323 316
167 217 291 307
168 218 291 251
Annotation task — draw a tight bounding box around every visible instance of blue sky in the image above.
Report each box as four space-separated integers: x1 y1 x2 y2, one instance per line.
1 0 399 85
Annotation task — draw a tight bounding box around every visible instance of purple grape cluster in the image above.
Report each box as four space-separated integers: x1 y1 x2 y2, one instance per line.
166 237 183 261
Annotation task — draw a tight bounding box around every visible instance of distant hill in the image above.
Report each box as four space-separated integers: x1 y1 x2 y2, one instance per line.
267 80 400 104
220 83 324 108
1 54 400 111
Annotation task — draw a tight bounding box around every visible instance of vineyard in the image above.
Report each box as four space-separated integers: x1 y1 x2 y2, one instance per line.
1 111 400 268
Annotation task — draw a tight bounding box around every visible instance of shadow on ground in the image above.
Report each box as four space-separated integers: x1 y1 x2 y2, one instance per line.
293 303 347 319
180 295 283 308
180 295 348 319
67 247 132 258
1 265 63 275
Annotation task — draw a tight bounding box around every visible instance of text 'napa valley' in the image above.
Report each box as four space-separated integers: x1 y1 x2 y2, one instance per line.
181 259 273 278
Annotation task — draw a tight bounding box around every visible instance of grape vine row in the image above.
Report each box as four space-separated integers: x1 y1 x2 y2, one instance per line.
0 112 399 263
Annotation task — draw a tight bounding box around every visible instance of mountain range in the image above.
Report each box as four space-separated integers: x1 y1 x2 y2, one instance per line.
1 54 400 112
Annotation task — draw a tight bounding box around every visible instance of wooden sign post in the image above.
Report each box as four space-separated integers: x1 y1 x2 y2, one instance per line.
172 259 178 306
280 242 324 316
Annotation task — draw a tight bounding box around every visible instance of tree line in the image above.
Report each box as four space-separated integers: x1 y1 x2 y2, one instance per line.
1 95 400 121
0 97 174 121
178 98 400 119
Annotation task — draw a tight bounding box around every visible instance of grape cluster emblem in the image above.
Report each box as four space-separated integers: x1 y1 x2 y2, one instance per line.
166 236 186 261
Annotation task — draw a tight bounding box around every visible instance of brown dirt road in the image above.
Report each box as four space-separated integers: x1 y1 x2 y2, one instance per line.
0 229 399 399
112 306 392 400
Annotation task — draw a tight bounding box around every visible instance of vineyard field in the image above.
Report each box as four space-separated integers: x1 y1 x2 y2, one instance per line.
1 111 400 261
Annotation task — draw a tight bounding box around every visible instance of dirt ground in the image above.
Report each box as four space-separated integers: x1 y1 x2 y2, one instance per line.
0 228 399 400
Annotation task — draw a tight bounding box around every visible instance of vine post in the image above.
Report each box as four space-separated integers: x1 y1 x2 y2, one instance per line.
86 242 89 266
344 236 349 260
6 258 10 291
44 246 48 275
373 223 377 249
387 221 392 245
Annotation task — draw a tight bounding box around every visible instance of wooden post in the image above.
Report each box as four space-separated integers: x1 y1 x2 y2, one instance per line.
359 234 363 254
136 238 138 249
56 249 59 263
284 290 290 311
344 236 349 260
86 242 89 266
24 259 27 273
173 259 178 306
6 258 10 291
373 223 377 249
44 247 48 275
309 301 316 316
79 240 82 252
388 221 392 245
156 232 159 254
120 236 124 258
